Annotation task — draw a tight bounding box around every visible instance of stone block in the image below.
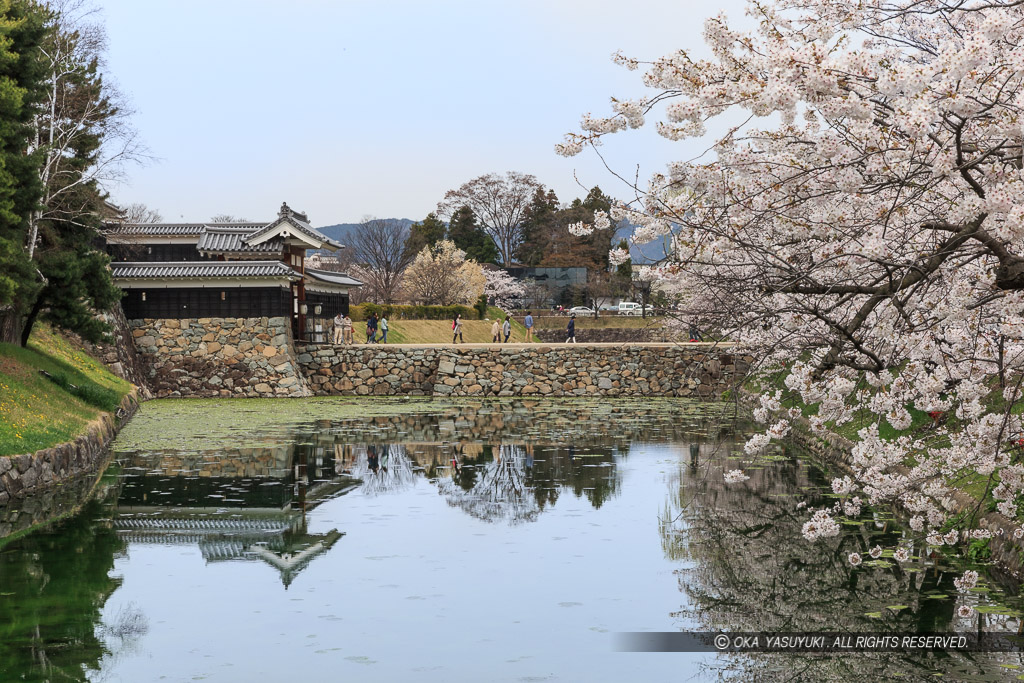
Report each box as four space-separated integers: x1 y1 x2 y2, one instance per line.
438 360 456 375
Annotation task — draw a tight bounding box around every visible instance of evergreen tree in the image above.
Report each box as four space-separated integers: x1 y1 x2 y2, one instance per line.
556 186 614 270
403 212 446 260
0 0 46 342
448 205 498 264
19 10 123 346
516 188 558 266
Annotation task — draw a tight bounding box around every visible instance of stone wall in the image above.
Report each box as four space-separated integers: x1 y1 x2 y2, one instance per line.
295 343 747 398
0 391 140 507
83 304 153 398
127 316 310 398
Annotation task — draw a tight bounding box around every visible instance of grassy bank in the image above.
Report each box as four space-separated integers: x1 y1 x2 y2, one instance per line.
0 326 131 457
362 308 530 344
362 311 664 343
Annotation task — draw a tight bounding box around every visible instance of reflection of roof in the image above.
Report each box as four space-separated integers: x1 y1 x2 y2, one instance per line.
113 512 344 588
111 260 302 280
197 227 284 256
305 268 363 287
249 529 344 586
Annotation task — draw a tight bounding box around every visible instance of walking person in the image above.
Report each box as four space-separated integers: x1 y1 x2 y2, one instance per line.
502 315 512 343
366 313 378 344
565 313 576 343
342 314 353 344
524 311 534 342
332 311 345 344
491 318 500 343
379 315 389 344
452 313 464 344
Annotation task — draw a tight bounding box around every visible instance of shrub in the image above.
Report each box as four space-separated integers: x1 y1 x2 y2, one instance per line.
474 294 488 320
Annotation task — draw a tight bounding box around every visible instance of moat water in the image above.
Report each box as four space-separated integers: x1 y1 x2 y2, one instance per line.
1 398 1022 682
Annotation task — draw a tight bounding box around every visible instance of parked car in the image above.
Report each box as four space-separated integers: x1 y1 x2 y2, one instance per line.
568 306 595 315
617 302 642 316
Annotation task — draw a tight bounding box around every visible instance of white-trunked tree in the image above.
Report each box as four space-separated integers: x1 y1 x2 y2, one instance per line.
559 0 1024 566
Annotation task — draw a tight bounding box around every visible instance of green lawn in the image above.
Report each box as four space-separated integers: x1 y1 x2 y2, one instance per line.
0 326 131 456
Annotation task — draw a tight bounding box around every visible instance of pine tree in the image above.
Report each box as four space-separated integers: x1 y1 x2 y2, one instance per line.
16 2 132 345
403 212 446 260
448 205 498 264
516 188 558 266
0 0 46 342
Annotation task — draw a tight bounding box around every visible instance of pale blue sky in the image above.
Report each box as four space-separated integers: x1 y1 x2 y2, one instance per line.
100 0 743 225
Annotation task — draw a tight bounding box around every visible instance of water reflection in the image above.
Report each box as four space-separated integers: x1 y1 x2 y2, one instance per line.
113 442 352 588
0 478 128 682
1 399 1023 682
661 438 1024 680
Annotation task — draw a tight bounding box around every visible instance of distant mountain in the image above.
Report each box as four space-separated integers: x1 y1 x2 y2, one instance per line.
316 217 669 265
316 219 415 247
612 221 674 265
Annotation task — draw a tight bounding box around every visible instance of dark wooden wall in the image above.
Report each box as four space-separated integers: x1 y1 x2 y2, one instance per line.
121 287 291 319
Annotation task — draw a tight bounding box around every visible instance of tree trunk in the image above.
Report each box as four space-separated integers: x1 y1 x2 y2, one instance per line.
0 306 22 344
19 299 43 347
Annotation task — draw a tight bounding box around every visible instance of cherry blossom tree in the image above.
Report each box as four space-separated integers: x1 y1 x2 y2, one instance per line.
483 268 526 311
560 1 1024 554
402 239 485 306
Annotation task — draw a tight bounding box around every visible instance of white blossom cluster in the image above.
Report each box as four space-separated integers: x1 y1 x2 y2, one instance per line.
724 469 750 484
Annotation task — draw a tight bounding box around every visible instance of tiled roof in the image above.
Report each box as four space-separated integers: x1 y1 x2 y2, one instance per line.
110 261 302 280
245 213 343 251
306 268 362 287
197 227 284 255
103 203 342 250
105 223 209 236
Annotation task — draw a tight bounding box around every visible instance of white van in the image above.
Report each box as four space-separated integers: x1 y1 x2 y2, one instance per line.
617 302 642 316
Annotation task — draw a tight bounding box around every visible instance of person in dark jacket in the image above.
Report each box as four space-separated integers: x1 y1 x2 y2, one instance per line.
366 313 378 343
566 314 576 343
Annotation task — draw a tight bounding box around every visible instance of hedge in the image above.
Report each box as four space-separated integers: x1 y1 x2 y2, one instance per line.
348 303 480 321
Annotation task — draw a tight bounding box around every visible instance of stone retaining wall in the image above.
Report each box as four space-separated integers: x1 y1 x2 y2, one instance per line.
295 343 747 398
81 304 153 398
127 316 310 398
0 391 140 507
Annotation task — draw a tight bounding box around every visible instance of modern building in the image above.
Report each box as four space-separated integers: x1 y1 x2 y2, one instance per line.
104 202 361 339
504 266 587 307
